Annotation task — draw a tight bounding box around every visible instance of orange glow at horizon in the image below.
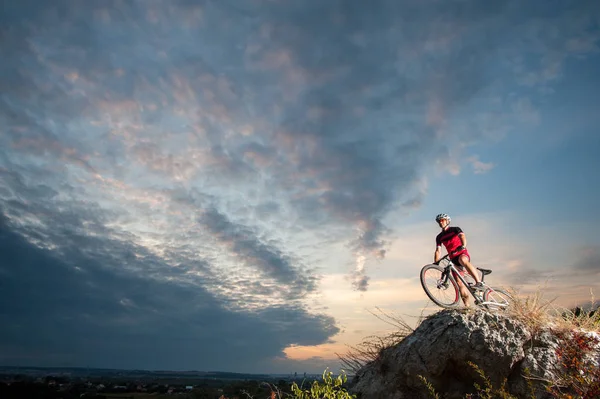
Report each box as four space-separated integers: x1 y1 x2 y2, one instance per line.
283 343 346 361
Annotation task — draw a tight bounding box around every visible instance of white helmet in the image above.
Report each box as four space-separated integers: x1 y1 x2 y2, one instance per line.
435 213 451 222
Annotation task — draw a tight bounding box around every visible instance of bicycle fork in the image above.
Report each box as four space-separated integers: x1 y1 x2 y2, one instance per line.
437 270 451 289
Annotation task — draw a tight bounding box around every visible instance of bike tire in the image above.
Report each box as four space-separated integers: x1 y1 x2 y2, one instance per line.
483 287 512 312
420 264 461 308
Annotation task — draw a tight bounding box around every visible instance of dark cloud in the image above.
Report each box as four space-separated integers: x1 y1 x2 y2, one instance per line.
504 267 554 287
503 246 600 291
198 206 317 297
0 211 338 371
573 246 600 272
350 272 370 292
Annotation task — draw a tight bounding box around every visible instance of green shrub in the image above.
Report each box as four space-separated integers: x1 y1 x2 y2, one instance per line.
290 370 356 399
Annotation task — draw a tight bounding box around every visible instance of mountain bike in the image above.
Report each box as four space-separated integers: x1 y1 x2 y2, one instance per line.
420 254 512 311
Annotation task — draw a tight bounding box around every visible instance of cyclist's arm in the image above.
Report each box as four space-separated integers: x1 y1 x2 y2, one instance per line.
458 232 467 249
434 246 441 263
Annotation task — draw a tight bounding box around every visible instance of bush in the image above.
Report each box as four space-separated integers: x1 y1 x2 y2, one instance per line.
290 370 355 399
547 329 600 399
218 370 355 399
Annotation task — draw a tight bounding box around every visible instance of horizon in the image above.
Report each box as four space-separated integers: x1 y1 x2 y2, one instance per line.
0 363 334 376
1 0 599 374
0 365 313 376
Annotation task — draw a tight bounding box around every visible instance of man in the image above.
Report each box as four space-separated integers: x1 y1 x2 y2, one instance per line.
433 213 484 306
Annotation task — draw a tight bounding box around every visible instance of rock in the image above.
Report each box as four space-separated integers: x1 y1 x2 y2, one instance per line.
348 309 598 399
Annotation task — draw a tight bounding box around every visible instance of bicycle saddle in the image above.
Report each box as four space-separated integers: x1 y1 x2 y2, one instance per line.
477 268 492 275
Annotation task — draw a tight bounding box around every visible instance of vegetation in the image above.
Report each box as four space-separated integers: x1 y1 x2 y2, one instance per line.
217 370 355 399
502 288 600 398
548 329 600 399
417 288 600 398
0 371 357 399
289 370 355 399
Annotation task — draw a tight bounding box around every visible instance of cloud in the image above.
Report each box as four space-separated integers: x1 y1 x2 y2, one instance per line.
499 245 600 307
512 98 540 125
0 211 338 372
573 246 600 272
198 206 317 298
467 156 495 174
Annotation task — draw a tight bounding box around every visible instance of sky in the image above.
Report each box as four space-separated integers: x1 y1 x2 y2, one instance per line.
1 0 599 375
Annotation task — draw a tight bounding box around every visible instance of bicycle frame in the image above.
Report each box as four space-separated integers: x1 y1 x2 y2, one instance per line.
435 255 507 308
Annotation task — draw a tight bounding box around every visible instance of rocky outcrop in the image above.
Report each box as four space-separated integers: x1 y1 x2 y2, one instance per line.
348 309 596 399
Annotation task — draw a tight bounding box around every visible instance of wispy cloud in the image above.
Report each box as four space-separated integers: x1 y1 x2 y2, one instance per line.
467 156 495 174
199 206 318 299
573 246 600 272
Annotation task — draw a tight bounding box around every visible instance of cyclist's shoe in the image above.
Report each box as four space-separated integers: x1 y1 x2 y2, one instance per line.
473 282 486 291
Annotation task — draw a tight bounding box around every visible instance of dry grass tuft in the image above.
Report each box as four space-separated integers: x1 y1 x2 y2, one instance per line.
503 286 559 332
504 287 599 334
336 307 426 374
557 289 600 332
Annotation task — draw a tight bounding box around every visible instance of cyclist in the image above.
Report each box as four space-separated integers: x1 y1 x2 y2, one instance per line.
433 213 484 306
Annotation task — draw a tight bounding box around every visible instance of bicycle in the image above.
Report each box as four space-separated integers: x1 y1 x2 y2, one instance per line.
420 254 512 311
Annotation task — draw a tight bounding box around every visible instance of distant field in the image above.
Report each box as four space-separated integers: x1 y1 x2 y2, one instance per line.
103 394 175 399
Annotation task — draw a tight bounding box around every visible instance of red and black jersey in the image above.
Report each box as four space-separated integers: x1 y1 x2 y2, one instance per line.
436 226 464 255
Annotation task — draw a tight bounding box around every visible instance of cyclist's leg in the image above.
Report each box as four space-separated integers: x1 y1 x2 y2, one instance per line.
457 253 481 284
452 269 471 306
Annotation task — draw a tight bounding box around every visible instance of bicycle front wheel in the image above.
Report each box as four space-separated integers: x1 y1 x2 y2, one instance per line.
483 288 512 312
420 264 460 308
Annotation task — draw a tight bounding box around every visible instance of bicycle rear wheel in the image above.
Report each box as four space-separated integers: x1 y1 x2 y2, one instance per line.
483 288 512 312
420 264 460 308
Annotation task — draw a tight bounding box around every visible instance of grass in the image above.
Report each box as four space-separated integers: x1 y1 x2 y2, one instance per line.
503 287 598 329
336 307 427 374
